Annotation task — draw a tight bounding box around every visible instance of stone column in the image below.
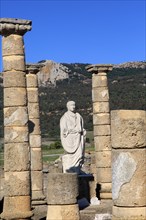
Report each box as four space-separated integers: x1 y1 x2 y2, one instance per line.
0 18 33 219
86 64 113 200
111 110 146 220
26 64 46 206
46 173 80 220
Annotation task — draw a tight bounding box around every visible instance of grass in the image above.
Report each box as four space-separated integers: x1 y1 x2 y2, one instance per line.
0 131 94 165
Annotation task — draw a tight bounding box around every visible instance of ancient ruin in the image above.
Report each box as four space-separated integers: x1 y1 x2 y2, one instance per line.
0 18 33 219
0 17 145 220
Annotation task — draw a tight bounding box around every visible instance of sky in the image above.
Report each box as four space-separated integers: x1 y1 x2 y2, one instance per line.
0 0 145 71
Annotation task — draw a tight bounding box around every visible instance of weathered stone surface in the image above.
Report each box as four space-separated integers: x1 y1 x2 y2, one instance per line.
28 102 40 119
46 204 80 220
94 136 111 151
31 171 43 191
1 196 33 219
31 190 45 201
2 34 24 55
92 74 108 87
94 125 111 136
27 88 39 103
111 110 146 148
5 126 28 143
112 206 146 220
93 102 109 113
0 18 32 35
92 87 109 102
3 55 25 71
3 71 26 87
4 143 29 171
31 148 43 171
112 149 146 206
96 167 112 183
47 173 78 205
4 171 30 196
100 183 112 193
95 150 111 168
29 134 41 148
93 113 110 125
4 87 27 106
4 106 28 126
26 73 38 87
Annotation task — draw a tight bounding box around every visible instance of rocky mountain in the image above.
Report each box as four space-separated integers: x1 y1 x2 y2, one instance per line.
36 60 145 87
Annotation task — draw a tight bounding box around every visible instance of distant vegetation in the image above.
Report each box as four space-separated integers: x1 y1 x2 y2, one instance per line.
0 64 145 139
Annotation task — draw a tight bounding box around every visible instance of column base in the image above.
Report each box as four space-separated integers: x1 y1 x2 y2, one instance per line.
46 204 80 220
112 205 146 220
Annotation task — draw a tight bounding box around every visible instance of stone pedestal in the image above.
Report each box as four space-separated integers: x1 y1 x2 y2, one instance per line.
111 110 146 220
86 64 113 200
0 18 32 219
26 64 46 206
46 173 80 220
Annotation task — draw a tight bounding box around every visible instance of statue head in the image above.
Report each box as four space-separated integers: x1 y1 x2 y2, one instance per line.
66 101 76 113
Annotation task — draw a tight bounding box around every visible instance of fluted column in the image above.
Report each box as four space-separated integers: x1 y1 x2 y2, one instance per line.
0 18 33 219
86 64 113 200
26 64 46 206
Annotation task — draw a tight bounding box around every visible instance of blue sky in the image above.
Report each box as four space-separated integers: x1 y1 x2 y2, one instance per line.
0 0 145 71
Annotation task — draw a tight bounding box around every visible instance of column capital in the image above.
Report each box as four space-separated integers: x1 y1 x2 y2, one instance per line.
26 63 45 74
86 64 113 74
0 18 32 36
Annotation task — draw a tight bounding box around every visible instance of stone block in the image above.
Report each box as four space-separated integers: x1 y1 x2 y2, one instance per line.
100 182 112 193
31 148 43 171
29 134 41 148
31 171 43 191
94 136 111 151
28 118 41 134
94 125 111 136
4 171 30 196
47 173 78 205
31 190 45 201
112 148 146 206
92 74 108 88
2 34 24 56
27 88 39 103
96 167 112 183
46 204 80 220
93 102 109 113
100 192 112 199
111 110 146 148
3 55 25 71
4 87 27 107
5 126 28 143
4 106 28 126
26 73 38 87
1 196 33 219
112 206 146 220
93 113 110 125
3 71 26 88
92 87 109 102
95 150 111 168
28 102 40 119
4 143 29 171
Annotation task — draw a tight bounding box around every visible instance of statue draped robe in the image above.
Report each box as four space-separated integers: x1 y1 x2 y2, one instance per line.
60 111 86 174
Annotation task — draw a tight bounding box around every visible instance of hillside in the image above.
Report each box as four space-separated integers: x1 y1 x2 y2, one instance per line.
0 61 145 138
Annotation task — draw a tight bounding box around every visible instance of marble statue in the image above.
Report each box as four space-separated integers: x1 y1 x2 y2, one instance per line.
60 101 86 174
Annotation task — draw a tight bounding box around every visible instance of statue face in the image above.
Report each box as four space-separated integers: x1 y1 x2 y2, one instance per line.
67 102 76 112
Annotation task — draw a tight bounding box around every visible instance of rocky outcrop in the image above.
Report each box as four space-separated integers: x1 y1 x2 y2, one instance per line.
37 60 69 87
114 61 146 69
